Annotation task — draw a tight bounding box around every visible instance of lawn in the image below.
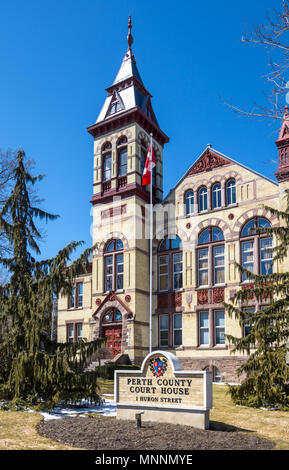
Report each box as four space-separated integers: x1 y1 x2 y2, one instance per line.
0 382 288 450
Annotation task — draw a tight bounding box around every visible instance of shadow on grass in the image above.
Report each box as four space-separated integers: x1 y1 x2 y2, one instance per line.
209 420 254 433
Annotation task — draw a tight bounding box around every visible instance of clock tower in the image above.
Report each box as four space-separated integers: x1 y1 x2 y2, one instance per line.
87 17 169 363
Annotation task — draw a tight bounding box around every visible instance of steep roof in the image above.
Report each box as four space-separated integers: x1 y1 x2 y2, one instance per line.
95 18 158 127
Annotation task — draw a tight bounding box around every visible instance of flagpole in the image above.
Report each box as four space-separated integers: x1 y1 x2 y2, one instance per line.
149 133 153 353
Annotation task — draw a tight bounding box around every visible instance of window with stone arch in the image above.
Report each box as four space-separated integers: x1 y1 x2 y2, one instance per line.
212 182 222 209
185 190 194 215
198 186 208 212
158 235 183 292
226 178 236 205
104 239 124 292
102 142 112 182
197 227 225 287
102 308 122 324
117 136 128 178
240 217 273 282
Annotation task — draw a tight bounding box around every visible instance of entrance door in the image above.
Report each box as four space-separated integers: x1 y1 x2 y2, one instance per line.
103 324 122 357
101 308 122 358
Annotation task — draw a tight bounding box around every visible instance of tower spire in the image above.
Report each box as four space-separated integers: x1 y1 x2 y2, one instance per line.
127 15 133 51
275 104 289 182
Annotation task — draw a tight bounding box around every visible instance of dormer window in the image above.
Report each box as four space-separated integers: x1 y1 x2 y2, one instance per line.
107 92 123 116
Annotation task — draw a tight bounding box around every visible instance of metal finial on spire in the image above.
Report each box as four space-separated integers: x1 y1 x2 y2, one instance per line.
127 16 133 50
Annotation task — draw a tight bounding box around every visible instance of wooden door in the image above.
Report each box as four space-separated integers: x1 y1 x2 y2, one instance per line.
103 324 122 357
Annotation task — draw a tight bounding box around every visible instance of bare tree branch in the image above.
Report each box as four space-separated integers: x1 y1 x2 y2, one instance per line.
223 0 289 122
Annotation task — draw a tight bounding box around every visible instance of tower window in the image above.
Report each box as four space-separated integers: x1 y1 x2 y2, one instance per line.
117 136 128 177
102 142 112 182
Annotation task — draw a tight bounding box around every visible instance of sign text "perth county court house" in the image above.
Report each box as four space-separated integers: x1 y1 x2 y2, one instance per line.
114 351 213 429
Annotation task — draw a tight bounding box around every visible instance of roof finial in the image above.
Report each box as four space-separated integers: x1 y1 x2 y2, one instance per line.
127 16 133 51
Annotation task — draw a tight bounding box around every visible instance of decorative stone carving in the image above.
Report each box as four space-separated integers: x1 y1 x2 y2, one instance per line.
125 295 131 303
95 298 102 306
212 288 224 304
188 151 231 176
172 292 182 307
197 289 210 305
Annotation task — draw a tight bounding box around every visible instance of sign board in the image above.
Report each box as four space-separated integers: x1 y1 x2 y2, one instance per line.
114 351 213 429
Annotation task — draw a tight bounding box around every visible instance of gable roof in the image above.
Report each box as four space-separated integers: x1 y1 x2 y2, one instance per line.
164 145 278 201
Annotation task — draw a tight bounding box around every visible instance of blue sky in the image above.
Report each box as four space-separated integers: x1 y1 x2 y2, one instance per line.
0 0 283 259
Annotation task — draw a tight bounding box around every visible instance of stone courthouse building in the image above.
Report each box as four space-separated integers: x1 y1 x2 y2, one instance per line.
57 19 289 383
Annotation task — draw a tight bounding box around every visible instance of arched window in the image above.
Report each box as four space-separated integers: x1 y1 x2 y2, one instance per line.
198 186 208 212
185 190 194 215
102 142 112 182
117 136 127 177
158 236 183 291
104 239 124 291
197 227 225 286
103 308 122 323
226 179 236 205
240 217 273 281
212 183 222 209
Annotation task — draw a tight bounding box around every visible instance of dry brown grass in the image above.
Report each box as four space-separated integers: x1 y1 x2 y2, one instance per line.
211 385 289 450
0 411 77 450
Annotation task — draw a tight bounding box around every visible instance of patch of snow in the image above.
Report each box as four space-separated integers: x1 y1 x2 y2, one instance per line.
26 398 117 421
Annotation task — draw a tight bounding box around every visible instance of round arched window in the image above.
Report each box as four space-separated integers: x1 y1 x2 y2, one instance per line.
240 217 273 281
197 227 225 286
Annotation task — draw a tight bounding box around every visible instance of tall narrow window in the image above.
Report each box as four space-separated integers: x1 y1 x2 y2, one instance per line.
226 179 236 205
199 312 209 345
212 183 222 209
214 310 225 345
158 236 183 291
117 136 128 177
77 283 83 308
159 255 169 292
69 282 83 309
240 217 273 281
70 287 75 309
104 239 124 292
197 227 225 287
198 187 208 212
173 314 182 346
102 142 112 182
76 323 83 341
185 190 194 215
67 324 74 343
159 314 169 347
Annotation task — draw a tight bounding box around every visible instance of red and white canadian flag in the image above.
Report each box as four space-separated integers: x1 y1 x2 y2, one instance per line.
141 145 156 186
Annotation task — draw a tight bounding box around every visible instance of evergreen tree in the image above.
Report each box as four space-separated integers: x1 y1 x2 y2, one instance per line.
225 191 289 409
0 149 104 409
